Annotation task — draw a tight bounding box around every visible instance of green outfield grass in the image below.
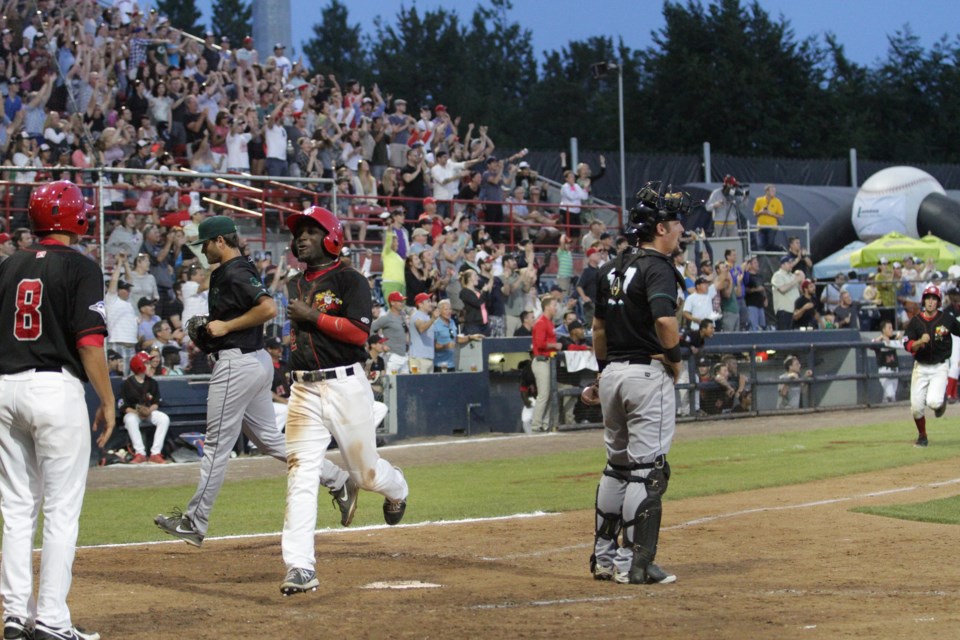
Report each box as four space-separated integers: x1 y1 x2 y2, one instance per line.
69 418 960 546
854 495 960 525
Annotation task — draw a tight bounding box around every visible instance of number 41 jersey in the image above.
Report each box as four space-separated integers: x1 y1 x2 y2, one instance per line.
0 241 107 381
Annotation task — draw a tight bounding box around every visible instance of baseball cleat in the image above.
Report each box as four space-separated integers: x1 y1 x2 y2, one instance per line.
3 616 32 640
280 567 319 596
33 621 99 640
935 403 947 418
383 497 407 525
915 436 929 447
614 563 676 585
148 453 166 464
130 453 147 464
330 478 359 527
154 509 204 547
592 563 615 581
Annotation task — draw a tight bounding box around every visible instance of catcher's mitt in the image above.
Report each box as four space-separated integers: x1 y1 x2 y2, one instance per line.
580 380 601 406
186 314 215 353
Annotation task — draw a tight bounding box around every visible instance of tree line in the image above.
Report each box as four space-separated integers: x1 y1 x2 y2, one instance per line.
160 0 960 164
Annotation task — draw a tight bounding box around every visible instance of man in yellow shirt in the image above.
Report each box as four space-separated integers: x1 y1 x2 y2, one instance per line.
753 184 784 251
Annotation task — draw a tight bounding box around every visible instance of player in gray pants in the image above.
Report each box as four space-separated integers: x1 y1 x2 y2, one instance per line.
155 217 358 546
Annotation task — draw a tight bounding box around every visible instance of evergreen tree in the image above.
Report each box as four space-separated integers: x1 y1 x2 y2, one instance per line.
303 0 367 81
155 0 204 36
211 0 252 48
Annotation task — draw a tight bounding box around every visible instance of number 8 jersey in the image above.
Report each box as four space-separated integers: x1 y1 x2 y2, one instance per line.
0 239 107 381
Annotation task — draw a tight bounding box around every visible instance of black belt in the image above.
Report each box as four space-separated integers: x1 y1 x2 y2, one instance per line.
212 347 258 362
35 366 62 373
611 356 652 365
293 365 358 383
533 355 552 362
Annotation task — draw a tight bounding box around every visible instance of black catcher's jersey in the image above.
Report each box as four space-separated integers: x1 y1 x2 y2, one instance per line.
595 248 681 362
0 241 107 381
287 262 372 370
207 255 270 352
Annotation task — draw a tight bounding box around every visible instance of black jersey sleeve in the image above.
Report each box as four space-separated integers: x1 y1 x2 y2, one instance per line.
120 377 138 410
646 260 679 320
70 252 108 341
949 313 960 338
230 260 271 310
338 269 373 328
148 377 162 406
904 315 924 343
594 263 612 322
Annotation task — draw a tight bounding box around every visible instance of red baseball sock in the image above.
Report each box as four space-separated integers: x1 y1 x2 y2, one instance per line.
914 416 927 437
948 377 958 399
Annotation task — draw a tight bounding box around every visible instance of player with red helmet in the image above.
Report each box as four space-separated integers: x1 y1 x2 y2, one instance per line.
903 284 960 446
279 206 409 596
0 180 113 640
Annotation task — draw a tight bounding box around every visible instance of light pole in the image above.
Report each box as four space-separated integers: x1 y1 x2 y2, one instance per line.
591 61 627 223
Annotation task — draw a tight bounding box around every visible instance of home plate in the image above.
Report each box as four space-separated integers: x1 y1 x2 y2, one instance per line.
361 580 442 590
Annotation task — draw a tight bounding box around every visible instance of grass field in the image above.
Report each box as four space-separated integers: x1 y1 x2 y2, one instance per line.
72 418 960 546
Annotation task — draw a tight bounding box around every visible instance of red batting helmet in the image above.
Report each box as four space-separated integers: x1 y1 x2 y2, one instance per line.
285 206 343 257
922 284 942 302
28 180 92 235
129 351 152 375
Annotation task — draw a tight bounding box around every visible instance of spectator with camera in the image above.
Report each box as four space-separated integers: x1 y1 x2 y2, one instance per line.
706 175 748 238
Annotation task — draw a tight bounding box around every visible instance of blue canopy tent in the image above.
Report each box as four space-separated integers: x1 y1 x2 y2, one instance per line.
812 241 869 279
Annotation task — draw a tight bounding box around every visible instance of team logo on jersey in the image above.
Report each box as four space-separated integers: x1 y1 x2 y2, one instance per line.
312 290 342 313
89 300 106 320
936 325 950 340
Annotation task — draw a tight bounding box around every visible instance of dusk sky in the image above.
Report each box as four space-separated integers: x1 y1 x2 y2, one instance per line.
178 0 960 67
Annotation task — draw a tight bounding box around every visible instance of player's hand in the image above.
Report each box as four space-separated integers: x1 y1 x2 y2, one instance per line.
287 299 315 324
136 404 152 419
93 404 115 448
919 333 931 344
206 319 230 337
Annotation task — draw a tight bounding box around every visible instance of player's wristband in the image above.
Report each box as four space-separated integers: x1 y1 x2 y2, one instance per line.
663 345 682 363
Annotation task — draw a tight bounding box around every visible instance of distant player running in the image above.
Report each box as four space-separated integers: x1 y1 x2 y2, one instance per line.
903 285 960 447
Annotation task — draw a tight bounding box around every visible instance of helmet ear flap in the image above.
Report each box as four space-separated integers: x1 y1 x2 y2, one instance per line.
322 231 342 256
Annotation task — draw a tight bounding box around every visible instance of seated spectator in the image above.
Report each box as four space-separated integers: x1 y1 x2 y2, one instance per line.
120 352 170 464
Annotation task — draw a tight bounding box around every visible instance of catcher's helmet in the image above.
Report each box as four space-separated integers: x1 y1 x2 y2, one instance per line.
28 180 92 235
285 206 343 257
129 351 152 375
922 284 942 302
627 181 691 243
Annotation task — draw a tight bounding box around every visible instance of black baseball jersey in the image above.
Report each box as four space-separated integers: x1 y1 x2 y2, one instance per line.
207 255 270 352
904 310 960 365
119 375 162 411
287 262 372 370
680 326 705 359
595 248 682 361
0 240 107 381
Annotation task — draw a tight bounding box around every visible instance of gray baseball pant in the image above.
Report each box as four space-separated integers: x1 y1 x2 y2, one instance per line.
186 349 348 536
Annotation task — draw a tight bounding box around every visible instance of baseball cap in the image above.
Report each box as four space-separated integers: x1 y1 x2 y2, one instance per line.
695 276 708 285
878 257 889 265
586 247 599 257
443 225 455 233
159 211 189 228
411 228 428 238
394 98 407 105
892 261 902 269
117 279 133 290
387 291 405 304
549 284 563 293
518 161 530 168
0 232 9 243
362 96 373 104
274 42 285 50
417 212 432 223
801 279 813 289
205 30 214 37
423 197 436 207
414 292 432 305
107 349 122 361
137 297 155 309
161 345 180 357
568 320 584 331
435 149 448 157
190 215 237 245
476 250 491 263
265 336 283 349
367 334 387 346
243 36 253 44
779 255 794 264
136 139 150 148
17 48 27 56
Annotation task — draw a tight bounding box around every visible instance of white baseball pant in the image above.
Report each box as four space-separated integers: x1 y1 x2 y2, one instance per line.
0 369 90 629
910 361 949 419
123 410 170 456
282 363 408 572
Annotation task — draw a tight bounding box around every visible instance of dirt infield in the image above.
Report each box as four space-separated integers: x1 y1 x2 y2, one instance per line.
40 408 960 637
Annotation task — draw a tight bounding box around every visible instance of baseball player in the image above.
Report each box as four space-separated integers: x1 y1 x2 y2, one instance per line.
904 284 960 447
0 181 115 640
120 351 170 464
590 183 687 586
280 206 409 596
155 216 358 547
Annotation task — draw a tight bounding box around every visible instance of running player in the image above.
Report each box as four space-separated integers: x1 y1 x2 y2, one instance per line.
0 180 114 640
904 284 960 447
280 206 409 596
155 216 357 547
